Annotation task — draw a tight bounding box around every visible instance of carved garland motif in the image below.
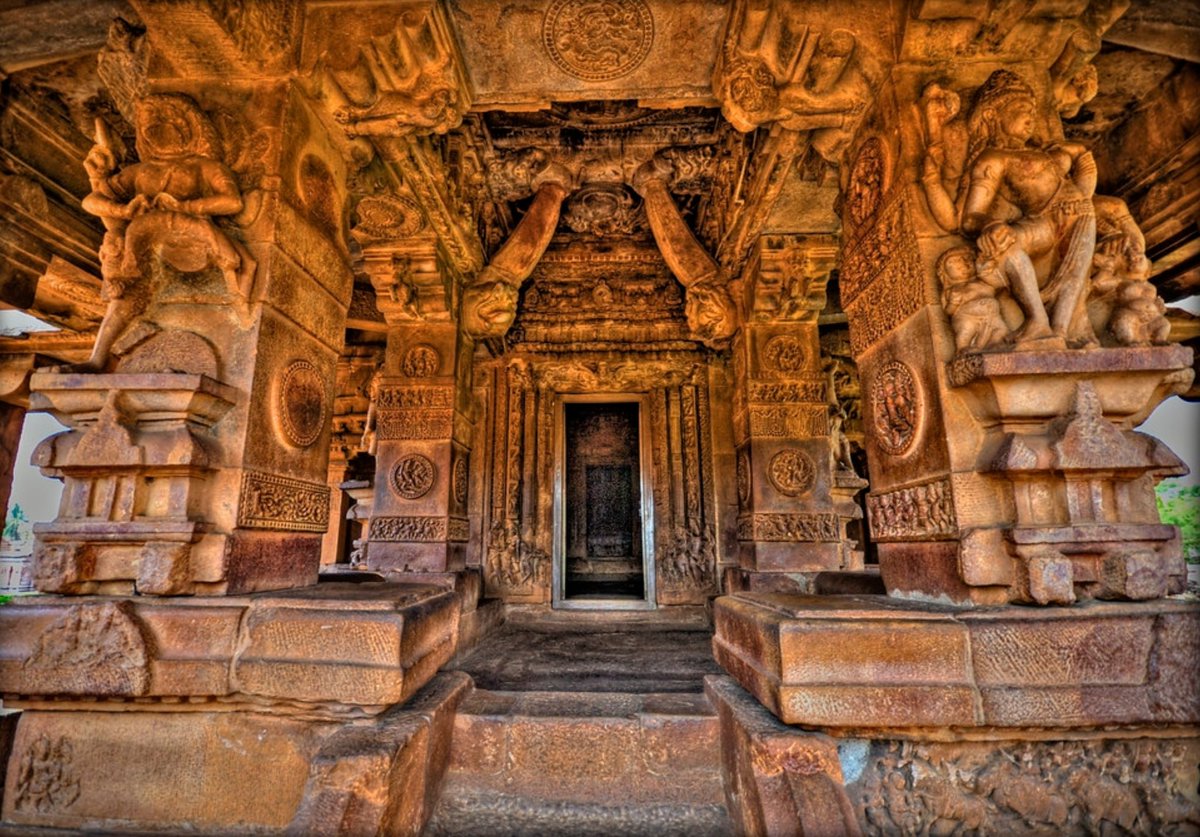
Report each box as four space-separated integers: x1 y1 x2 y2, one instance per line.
369 516 446 542
847 137 886 229
871 360 920 456
737 513 841 542
542 0 654 81
238 471 330 532
768 449 816 496
401 344 440 378
391 454 436 500
278 360 327 449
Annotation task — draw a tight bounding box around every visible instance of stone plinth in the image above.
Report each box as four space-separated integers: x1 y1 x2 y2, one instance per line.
29 372 241 595
713 592 1200 728
2 672 469 835
0 582 459 708
941 345 1192 605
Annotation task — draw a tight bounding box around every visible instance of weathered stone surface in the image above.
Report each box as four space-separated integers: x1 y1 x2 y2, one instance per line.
706 675 862 837
714 592 1200 728
0 583 458 707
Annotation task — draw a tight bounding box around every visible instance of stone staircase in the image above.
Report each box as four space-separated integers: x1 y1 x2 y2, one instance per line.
423 687 731 836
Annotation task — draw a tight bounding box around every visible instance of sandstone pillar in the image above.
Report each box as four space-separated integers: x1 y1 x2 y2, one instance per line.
838 37 1192 607
730 235 867 587
25 14 353 596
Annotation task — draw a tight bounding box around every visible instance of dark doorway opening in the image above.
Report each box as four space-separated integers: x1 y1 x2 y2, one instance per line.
564 402 645 600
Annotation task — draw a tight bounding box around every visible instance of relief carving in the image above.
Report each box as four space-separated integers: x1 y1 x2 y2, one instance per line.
238 471 330 533
763 335 807 373
920 70 1170 354
369 515 446 542
79 95 255 371
767 449 816 496
871 361 920 457
658 525 716 592
738 513 840 542
23 601 150 697
856 739 1199 837
542 0 654 82
737 450 751 506
715 10 879 163
486 519 548 594
13 736 81 814
390 454 436 500
277 359 327 449
452 456 470 506
867 479 956 541
327 8 468 138
750 380 826 404
847 137 886 229
562 184 646 236
401 344 440 378
351 195 425 240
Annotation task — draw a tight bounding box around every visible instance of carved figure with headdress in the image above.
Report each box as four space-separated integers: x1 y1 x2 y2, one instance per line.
80 94 255 370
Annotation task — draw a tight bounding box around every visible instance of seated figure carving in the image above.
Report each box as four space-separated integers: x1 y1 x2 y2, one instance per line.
80 95 254 371
919 71 1169 353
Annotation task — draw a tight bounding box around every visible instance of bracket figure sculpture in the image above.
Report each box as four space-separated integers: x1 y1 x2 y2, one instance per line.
325 7 467 139
632 153 738 348
715 14 877 164
80 94 255 371
919 70 1169 353
462 150 573 340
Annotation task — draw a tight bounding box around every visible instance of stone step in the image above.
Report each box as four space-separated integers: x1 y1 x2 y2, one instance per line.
424 688 731 836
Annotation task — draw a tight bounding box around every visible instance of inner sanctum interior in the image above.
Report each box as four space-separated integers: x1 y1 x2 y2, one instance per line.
0 0 1197 834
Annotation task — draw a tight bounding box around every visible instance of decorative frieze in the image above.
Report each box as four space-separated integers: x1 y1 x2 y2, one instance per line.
867 478 956 541
737 513 840 542
368 516 447 542
238 471 330 533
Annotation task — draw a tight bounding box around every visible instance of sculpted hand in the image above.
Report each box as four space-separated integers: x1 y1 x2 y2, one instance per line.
978 224 1014 259
84 146 116 180
152 193 184 212
125 193 151 218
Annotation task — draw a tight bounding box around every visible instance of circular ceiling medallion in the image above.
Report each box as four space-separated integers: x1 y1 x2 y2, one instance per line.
768 449 815 497
542 0 654 82
278 359 326 448
391 454 436 500
871 360 921 456
401 344 440 378
352 195 424 239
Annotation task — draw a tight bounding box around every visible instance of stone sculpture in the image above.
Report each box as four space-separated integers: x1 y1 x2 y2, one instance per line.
920 70 1172 354
79 95 254 370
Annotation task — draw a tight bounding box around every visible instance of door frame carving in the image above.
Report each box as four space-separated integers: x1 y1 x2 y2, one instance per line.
552 393 657 610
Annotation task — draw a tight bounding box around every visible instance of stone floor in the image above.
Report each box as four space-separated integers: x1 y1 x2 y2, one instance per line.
447 625 722 693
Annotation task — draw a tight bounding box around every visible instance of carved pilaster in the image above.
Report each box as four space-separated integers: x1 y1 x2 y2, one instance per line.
732 235 863 580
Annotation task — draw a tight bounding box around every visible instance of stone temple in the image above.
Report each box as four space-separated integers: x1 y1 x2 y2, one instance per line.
0 0 1197 833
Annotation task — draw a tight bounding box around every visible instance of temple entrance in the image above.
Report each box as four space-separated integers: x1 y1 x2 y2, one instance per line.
554 398 655 609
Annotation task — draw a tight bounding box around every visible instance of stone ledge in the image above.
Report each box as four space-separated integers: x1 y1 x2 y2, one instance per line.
0 671 470 834
0 582 459 708
712 592 1200 729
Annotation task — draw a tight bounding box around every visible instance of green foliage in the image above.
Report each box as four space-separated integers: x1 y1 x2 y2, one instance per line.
0 595 10 606
1157 480 1200 563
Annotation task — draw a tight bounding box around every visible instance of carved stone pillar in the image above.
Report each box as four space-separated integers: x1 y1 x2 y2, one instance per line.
837 50 1192 605
28 31 353 595
0 400 24 522
731 236 865 585
363 319 472 576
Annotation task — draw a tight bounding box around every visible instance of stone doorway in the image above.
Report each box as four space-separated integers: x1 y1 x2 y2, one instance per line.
554 398 656 609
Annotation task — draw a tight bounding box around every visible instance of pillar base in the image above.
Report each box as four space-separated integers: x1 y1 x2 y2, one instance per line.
713 592 1199 729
